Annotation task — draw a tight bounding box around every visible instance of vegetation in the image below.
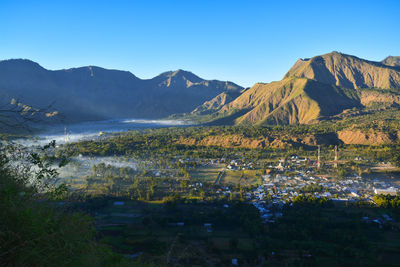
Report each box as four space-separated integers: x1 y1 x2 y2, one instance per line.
0 143 134 266
373 195 400 210
65 125 400 166
61 194 400 266
2 125 400 265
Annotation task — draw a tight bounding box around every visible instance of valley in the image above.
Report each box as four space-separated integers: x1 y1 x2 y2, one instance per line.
2 52 400 266
3 1 400 266
27 124 400 266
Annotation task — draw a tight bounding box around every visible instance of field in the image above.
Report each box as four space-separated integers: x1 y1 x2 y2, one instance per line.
73 199 263 265
188 163 224 183
60 196 400 266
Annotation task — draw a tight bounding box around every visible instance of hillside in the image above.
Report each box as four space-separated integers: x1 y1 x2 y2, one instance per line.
190 77 360 125
0 59 242 124
190 52 400 126
191 90 243 115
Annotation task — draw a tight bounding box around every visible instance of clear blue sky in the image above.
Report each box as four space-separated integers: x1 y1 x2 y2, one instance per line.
1 0 399 87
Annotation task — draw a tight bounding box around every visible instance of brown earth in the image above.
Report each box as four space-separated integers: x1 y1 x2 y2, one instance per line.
175 129 400 149
175 132 343 149
337 130 398 145
285 52 400 89
359 91 400 106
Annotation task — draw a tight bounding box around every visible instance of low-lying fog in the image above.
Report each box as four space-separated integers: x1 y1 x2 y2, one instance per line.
58 156 138 185
14 118 189 187
17 118 189 147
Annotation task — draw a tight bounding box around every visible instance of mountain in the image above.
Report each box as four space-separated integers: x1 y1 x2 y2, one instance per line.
0 59 243 123
191 52 400 125
284 52 400 89
199 77 360 125
382 56 400 67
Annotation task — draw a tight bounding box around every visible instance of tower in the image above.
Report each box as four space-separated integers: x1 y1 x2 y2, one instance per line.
334 145 338 168
317 145 321 169
64 127 69 144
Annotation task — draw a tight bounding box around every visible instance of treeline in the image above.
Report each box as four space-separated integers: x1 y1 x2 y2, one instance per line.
373 195 400 210
291 195 333 207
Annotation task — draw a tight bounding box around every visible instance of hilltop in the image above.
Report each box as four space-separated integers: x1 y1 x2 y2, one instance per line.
382 56 400 67
284 52 400 89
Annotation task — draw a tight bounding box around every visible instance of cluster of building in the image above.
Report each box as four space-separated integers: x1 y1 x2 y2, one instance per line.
251 172 398 201
244 168 399 223
226 159 254 170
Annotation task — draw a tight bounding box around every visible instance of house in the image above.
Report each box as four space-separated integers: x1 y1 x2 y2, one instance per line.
374 187 398 195
276 162 284 171
322 192 332 197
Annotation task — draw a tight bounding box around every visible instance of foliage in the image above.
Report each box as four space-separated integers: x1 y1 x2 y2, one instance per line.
373 194 400 210
0 142 131 266
292 195 333 207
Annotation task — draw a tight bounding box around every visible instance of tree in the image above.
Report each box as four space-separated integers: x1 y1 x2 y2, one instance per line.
390 146 400 167
0 142 127 265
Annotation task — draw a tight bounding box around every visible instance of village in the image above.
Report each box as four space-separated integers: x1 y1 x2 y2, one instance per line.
212 152 400 225
44 132 400 266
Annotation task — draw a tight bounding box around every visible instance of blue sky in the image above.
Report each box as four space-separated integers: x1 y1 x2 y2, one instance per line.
0 0 399 87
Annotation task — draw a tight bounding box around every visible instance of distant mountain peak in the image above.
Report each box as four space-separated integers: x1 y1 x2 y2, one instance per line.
0 58 242 122
0 58 45 70
284 52 400 89
158 69 203 83
382 56 400 67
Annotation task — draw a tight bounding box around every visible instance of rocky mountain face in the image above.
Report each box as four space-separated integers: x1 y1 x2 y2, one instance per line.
0 59 242 123
191 52 400 126
284 52 400 89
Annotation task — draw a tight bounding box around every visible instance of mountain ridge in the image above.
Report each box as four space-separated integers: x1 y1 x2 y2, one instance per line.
189 52 400 126
284 51 400 89
382 56 400 67
0 59 243 123
2 52 400 128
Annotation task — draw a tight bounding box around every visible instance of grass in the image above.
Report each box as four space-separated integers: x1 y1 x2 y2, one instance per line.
188 164 224 182
223 169 261 186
